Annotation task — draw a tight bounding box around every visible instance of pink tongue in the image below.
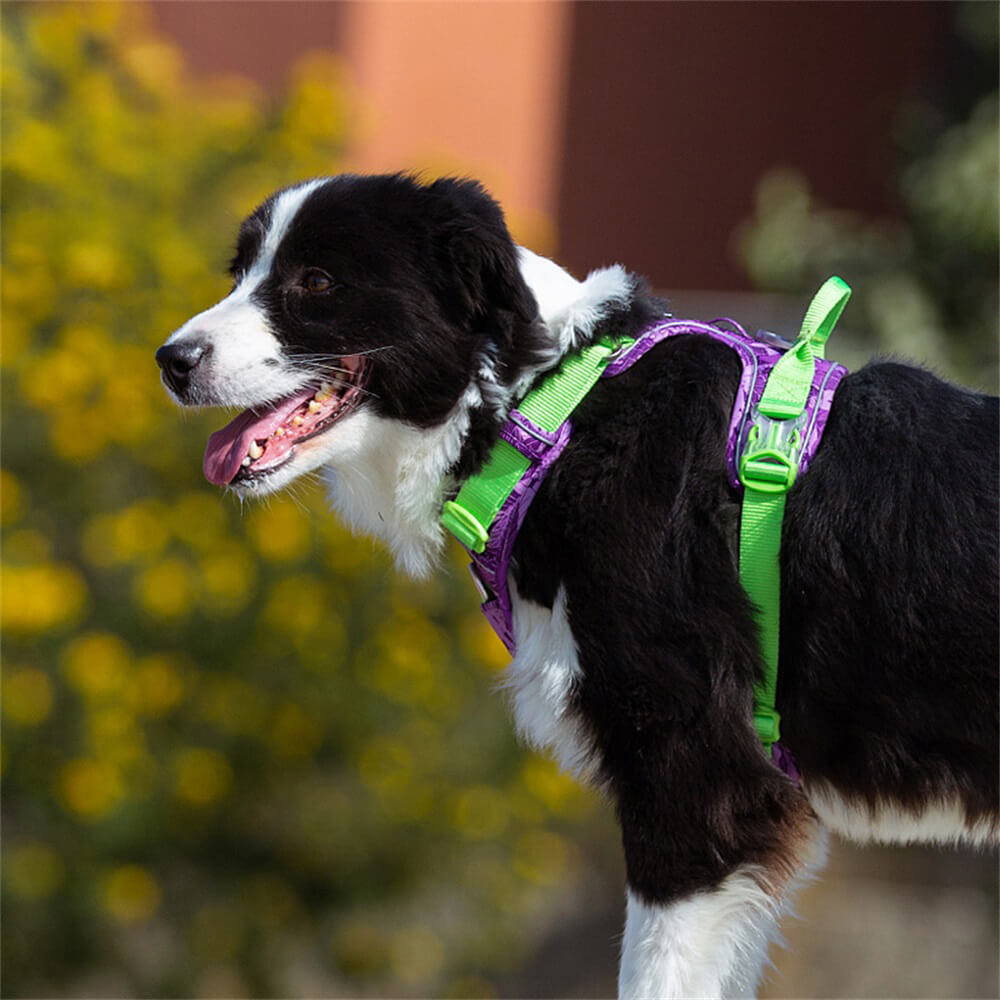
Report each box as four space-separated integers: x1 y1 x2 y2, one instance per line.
203 390 314 485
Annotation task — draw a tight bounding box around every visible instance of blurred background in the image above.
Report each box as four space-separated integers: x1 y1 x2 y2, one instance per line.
1 2 996 998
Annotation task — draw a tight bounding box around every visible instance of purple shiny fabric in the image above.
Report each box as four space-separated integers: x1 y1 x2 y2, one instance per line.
460 318 848 779
603 318 848 489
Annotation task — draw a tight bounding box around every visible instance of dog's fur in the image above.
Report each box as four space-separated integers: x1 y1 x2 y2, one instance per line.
157 174 999 998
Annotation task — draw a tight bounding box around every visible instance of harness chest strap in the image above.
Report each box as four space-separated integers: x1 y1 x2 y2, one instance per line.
442 277 852 759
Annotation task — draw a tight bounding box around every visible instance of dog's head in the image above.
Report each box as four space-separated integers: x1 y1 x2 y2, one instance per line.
156 174 545 500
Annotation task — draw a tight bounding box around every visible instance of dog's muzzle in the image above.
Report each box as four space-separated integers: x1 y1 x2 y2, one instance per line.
156 341 209 397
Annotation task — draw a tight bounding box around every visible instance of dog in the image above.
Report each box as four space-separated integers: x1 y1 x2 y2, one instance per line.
157 173 998 998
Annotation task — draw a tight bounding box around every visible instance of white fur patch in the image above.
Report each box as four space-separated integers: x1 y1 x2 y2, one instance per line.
515 247 634 393
503 585 595 779
805 782 998 848
620 877 780 1000
319 383 486 579
619 828 828 1000
163 180 327 408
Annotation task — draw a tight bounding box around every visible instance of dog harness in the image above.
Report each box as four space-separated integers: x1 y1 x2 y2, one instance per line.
442 278 851 774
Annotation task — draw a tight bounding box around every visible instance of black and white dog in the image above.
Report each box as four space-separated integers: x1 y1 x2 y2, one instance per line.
157 174 998 998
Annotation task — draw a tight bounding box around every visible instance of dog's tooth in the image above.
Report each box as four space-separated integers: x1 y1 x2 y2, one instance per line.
275 427 286 438
308 399 323 413
248 441 264 460
319 381 335 394
291 415 304 427
242 456 252 467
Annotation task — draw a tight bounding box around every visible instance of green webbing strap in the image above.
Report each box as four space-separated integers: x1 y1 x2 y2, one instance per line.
441 337 632 553
739 277 851 749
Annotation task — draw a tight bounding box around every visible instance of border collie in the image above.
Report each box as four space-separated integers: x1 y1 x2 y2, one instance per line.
157 174 998 998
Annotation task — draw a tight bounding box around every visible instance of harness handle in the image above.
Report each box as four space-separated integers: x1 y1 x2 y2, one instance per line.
758 277 851 420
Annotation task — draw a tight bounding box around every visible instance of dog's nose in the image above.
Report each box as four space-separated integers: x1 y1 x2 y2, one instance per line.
156 341 208 395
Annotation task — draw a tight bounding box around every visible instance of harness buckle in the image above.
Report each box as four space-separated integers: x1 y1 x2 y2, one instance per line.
738 410 805 495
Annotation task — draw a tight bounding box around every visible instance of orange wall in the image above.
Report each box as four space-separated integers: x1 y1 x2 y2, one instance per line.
149 1 570 248
341 2 571 245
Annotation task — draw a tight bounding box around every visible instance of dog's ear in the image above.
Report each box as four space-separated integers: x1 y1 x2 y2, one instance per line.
428 178 539 333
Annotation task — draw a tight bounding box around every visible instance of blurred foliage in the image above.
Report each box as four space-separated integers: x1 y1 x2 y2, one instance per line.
739 2 998 393
0 5 598 997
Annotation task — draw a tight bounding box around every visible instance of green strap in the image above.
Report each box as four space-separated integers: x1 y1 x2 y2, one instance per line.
441 337 631 553
739 277 851 749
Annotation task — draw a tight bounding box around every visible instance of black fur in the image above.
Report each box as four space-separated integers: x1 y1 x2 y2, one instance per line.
516 327 998 902
234 175 548 479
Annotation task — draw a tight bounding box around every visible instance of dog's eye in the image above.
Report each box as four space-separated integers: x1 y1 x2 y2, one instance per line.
303 270 333 294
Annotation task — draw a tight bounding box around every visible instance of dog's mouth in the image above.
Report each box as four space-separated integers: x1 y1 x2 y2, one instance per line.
203 356 367 486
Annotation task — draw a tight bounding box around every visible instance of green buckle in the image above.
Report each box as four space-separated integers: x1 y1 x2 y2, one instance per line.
441 500 489 554
738 416 802 495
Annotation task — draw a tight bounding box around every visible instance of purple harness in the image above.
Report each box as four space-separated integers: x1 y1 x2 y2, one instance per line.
466 317 848 651
461 318 848 776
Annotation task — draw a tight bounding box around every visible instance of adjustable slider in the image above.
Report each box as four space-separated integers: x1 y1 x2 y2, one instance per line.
441 500 489 554
754 707 781 746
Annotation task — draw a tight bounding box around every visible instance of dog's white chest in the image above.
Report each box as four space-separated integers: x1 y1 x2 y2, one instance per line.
504 585 595 778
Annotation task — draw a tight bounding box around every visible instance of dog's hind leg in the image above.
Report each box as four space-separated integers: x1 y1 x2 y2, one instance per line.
618 821 827 1000
615 793 826 1000
619 873 774 999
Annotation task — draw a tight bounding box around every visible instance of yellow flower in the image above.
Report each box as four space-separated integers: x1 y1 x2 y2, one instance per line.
171 747 233 806
2 667 54 725
58 757 123 819
167 491 228 551
459 612 510 673
62 631 130 698
101 864 161 923
118 38 183 99
133 556 195 619
48 408 110 463
82 500 170 568
247 501 311 563
1 562 88 632
518 755 593 819
130 654 185 717
198 542 256 616
64 240 129 291
263 573 327 636
21 336 101 409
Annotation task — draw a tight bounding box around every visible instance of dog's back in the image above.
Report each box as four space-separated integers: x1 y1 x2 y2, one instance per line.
783 361 998 840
